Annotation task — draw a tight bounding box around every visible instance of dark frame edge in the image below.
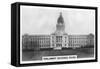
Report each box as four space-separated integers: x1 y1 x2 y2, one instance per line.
13 2 97 9
11 3 20 67
95 7 98 62
18 60 97 67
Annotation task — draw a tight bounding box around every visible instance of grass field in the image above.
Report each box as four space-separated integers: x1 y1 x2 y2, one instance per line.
22 47 94 61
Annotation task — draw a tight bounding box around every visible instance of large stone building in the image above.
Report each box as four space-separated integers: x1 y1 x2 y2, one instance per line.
22 12 94 50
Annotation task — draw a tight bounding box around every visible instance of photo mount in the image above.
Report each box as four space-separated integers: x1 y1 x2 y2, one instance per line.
11 2 98 67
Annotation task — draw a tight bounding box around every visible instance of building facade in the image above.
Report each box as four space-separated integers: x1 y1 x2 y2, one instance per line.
22 12 94 50
22 34 51 50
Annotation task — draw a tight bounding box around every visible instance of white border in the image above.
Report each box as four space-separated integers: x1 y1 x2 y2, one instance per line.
20 5 95 64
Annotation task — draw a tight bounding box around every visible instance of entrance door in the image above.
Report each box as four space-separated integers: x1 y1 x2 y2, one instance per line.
54 36 62 50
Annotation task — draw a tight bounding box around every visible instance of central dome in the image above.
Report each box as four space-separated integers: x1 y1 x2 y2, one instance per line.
57 12 64 24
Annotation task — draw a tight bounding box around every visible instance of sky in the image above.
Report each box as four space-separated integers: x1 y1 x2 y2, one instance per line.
20 5 95 35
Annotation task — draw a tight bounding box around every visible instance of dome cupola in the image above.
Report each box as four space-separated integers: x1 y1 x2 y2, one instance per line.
57 12 64 24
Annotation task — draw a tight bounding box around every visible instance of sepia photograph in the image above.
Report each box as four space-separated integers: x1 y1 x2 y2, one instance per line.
20 4 96 64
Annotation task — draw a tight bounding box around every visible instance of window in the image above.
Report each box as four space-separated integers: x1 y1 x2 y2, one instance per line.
56 36 62 42
56 44 62 47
